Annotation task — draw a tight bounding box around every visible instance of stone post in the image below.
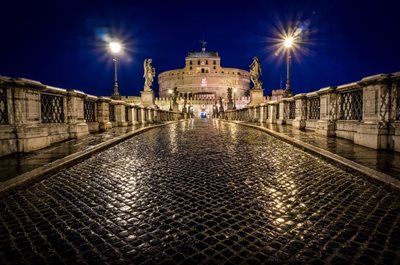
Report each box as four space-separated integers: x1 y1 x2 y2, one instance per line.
67 90 89 138
258 105 264 122
97 97 112 131
292 94 307 130
132 106 139 125
316 87 337 136
277 100 286 125
113 100 128 127
267 103 277 124
147 108 152 123
140 107 146 124
11 80 50 153
126 105 133 126
354 74 392 149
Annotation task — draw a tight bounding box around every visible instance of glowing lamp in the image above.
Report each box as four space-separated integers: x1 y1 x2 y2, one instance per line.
284 37 294 48
109 42 122 54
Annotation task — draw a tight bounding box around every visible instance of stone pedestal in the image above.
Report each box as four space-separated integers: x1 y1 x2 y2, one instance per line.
248 89 264 106
141 90 156 108
172 102 179 112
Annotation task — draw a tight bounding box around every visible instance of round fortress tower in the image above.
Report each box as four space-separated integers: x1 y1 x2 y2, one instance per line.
158 45 250 99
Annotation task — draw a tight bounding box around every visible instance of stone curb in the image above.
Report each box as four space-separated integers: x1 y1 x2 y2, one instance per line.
0 121 182 196
225 120 400 191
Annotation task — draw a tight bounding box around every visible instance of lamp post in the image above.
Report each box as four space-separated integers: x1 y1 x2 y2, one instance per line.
233 88 237 110
168 89 172 111
109 41 122 99
284 36 294 97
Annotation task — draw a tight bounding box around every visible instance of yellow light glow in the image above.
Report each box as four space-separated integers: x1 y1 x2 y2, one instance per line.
168 89 172 94
109 42 122 54
284 37 294 48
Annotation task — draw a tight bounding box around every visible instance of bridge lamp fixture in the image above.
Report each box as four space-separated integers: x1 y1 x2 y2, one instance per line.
283 35 295 97
109 41 122 99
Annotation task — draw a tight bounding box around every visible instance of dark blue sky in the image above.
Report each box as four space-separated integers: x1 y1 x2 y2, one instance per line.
0 0 399 97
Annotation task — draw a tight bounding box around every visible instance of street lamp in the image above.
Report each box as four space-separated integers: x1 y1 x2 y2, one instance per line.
233 88 237 110
109 41 122 99
168 89 172 111
284 36 294 97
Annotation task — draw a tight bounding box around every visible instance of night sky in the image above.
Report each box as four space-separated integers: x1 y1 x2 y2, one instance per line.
0 0 399 97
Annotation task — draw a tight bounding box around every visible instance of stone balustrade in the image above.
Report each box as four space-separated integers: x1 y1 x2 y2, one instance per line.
0 77 183 157
225 72 400 152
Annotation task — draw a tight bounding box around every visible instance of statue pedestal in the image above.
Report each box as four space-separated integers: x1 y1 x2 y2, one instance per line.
248 89 264 106
172 102 179 112
227 101 234 110
140 90 156 108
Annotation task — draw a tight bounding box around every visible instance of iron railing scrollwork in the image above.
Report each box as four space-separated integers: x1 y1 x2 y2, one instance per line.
308 97 320 120
41 94 64 123
84 100 96 122
125 106 129 122
288 101 296 119
339 90 363 121
276 104 280 119
0 87 8 124
109 104 115 122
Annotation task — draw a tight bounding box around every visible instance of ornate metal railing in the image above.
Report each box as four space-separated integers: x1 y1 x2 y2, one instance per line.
125 106 129 122
339 90 363 121
84 100 96 122
255 107 260 120
276 104 280 119
41 94 64 123
275 104 279 120
288 101 296 119
308 97 320 120
0 87 8 124
109 104 115 122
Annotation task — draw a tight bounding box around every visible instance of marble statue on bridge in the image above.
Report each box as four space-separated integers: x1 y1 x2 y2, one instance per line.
249 57 263 90
143 59 155 91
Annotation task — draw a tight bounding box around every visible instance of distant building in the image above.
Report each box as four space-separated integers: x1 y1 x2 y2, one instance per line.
158 46 251 99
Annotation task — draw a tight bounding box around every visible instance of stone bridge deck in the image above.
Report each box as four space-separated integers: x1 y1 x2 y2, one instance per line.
1 119 399 264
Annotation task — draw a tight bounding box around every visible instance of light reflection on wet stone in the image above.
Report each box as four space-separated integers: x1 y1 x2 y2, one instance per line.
0 119 399 264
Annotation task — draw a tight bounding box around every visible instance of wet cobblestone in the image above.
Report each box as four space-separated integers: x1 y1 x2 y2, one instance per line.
1 119 399 264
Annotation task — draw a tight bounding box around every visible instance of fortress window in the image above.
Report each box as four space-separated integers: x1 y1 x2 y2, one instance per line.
198 60 200 65
189 61 192 65
201 68 205 73
206 60 208 65
213 61 216 65
190 66 192 70
213 66 216 70
222 71 224 74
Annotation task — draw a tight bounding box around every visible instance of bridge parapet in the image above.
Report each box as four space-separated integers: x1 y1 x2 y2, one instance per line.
0 77 183 157
225 72 400 152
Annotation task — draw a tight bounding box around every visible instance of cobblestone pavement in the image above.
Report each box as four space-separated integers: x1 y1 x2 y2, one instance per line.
1 119 399 264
